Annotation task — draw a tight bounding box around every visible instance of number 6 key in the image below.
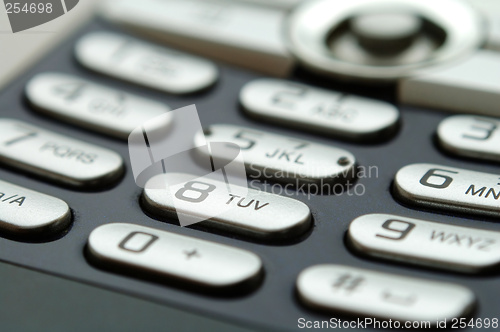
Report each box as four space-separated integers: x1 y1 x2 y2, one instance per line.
394 163 500 218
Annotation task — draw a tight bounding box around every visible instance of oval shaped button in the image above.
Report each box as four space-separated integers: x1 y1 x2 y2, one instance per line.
394 163 500 218
348 213 500 273
26 73 172 140
88 223 263 291
438 115 500 163
75 32 218 94
195 124 356 186
0 179 70 238
0 119 123 189
297 264 475 322
143 173 311 240
241 79 399 141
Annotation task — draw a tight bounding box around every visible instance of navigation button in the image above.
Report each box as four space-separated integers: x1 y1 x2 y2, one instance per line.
437 115 500 163
240 79 399 141
0 119 124 189
297 264 475 322
350 12 422 55
348 213 500 273
142 173 311 240
75 32 218 94
88 223 263 291
394 163 500 218
0 179 70 238
26 73 171 140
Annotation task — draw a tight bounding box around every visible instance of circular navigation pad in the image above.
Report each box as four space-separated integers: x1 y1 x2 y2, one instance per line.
286 0 484 82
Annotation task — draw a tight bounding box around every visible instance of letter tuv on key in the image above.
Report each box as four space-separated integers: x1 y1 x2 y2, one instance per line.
225 194 269 210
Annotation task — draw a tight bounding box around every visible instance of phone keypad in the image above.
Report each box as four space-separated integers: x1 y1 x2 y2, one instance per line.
142 173 312 240
0 179 70 238
88 223 263 291
0 0 499 328
297 264 475 323
394 163 500 218
0 119 124 188
348 214 500 273
75 32 219 94
438 115 500 163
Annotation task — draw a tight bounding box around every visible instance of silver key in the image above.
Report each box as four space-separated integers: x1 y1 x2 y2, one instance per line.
297 264 475 322
0 119 123 188
348 213 500 273
26 73 172 140
394 163 500 217
195 124 356 186
142 173 311 240
240 79 399 141
0 179 70 237
88 223 263 290
100 0 294 76
75 32 218 94
399 50 500 116
438 115 500 163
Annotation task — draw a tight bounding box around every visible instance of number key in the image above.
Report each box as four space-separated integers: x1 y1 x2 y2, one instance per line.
394 163 500 218
26 73 172 140
88 223 263 291
240 79 400 141
142 172 311 240
349 214 500 273
75 32 218 94
438 115 500 163
0 119 123 189
195 124 356 186
297 264 475 322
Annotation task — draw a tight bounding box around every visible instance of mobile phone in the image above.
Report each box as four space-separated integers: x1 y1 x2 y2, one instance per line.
0 1 499 331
